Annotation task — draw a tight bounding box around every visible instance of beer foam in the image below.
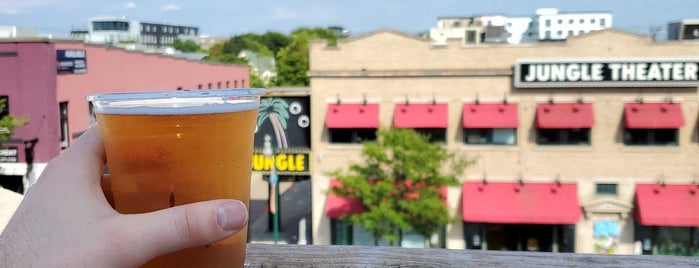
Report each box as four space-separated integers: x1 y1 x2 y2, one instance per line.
93 98 259 115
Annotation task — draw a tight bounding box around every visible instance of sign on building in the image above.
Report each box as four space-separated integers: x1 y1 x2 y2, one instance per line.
253 96 311 175
0 147 18 163
56 49 87 74
515 59 699 88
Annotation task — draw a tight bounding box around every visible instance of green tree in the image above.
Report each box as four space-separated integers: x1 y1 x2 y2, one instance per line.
205 42 243 64
275 27 345 86
172 39 200 52
331 129 468 246
0 99 28 143
260 31 291 55
206 34 273 64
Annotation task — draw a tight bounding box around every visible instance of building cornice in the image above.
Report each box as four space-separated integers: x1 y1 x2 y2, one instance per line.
308 68 512 78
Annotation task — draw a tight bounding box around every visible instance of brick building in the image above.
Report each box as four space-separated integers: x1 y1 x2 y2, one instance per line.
308 29 698 255
0 38 248 192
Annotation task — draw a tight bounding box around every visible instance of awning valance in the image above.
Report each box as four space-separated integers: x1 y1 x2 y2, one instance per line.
624 102 685 129
462 103 519 128
326 103 380 129
394 103 448 128
326 179 365 219
536 102 594 129
462 181 581 224
635 183 699 227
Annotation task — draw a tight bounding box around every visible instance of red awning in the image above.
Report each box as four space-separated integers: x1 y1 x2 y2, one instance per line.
462 181 581 224
635 183 699 226
394 103 448 128
462 103 519 128
326 179 365 218
624 102 685 129
326 103 380 128
536 102 594 129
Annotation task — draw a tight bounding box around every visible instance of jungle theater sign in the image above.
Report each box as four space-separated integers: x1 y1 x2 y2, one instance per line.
514 58 699 88
252 96 311 176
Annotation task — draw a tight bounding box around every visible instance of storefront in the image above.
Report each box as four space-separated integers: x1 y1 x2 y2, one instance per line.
634 183 699 256
461 181 579 252
248 89 313 244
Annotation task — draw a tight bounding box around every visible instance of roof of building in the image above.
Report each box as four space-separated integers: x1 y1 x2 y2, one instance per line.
0 37 246 68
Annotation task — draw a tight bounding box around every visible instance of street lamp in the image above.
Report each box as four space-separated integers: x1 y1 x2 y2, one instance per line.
262 134 280 244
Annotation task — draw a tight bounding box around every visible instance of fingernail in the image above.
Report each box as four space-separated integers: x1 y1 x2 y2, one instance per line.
217 201 248 231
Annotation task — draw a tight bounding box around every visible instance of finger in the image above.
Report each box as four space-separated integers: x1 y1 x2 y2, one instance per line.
120 200 248 260
66 125 105 166
53 125 105 184
101 174 114 208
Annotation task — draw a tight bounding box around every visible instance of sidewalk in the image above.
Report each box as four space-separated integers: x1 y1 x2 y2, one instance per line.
0 188 23 233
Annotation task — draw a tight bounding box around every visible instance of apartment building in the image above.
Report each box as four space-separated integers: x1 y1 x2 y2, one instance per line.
429 8 612 44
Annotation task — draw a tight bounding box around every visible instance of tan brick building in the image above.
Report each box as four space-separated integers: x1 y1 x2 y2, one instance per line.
308 29 699 255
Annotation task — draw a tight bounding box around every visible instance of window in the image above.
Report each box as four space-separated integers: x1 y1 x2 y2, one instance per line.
217 82 222 89
242 79 246 87
92 21 129 31
59 102 69 149
88 102 96 124
545 20 551 27
624 129 678 146
591 19 596 24
353 224 391 246
330 219 353 245
197 84 202 89
569 19 574 24
208 83 212 89
545 31 551 39
226 81 230 88
600 18 607 26
0 96 9 118
464 128 516 145
596 183 618 195
557 30 563 37
580 19 585 24
329 129 377 144
414 128 446 143
234 80 238 88
537 128 590 145
557 19 563 24
568 30 574 36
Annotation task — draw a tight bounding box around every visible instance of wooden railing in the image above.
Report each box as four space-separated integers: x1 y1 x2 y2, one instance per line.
245 244 698 267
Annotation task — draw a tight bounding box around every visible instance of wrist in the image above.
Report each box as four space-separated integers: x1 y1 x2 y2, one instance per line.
0 234 25 267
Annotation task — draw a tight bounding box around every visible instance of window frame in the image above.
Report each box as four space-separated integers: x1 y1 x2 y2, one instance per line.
623 128 679 146
328 128 377 144
463 128 517 145
536 128 591 145
59 101 69 149
413 128 447 143
595 183 618 196
0 95 9 118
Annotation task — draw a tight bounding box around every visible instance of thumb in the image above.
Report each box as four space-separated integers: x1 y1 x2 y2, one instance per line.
119 200 247 262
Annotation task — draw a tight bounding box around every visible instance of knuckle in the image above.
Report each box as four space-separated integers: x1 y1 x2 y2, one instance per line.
173 207 204 245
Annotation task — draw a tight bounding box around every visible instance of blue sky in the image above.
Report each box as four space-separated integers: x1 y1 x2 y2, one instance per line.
1 0 698 37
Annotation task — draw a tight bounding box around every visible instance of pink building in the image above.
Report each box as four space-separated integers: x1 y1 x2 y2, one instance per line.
0 38 249 193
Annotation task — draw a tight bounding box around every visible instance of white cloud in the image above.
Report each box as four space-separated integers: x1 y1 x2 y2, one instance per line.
123 2 137 9
162 4 181 11
0 0 60 15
